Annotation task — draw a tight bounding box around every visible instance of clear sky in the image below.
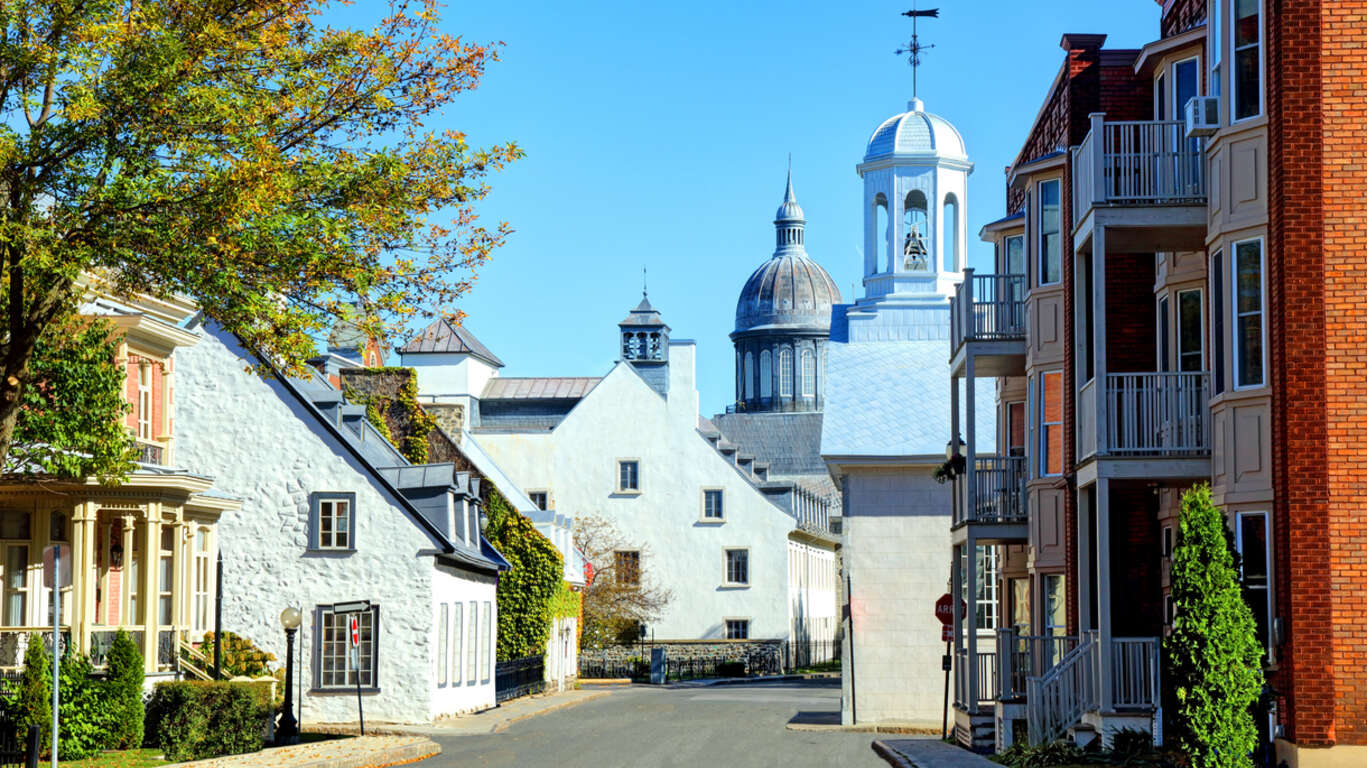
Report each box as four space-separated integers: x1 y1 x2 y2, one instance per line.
418 0 1163 416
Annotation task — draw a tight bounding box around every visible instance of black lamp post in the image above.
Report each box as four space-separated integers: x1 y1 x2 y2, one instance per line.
277 607 302 745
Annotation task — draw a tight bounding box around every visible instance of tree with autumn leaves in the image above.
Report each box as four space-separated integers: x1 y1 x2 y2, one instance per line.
0 0 519 473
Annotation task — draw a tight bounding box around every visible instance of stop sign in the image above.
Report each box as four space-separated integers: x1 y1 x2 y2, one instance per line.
349 615 360 647
935 593 961 626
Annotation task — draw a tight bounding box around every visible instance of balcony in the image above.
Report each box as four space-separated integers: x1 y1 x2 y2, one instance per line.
952 456 1028 544
949 270 1027 379
954 645 997 712
1071 113 1208 254
1079 372 1210 474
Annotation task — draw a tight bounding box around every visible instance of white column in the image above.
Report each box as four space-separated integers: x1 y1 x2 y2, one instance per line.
1093 228 1108 452
965 354 977 520
965 536 979 714
950 373 961 523
1078 487 1092 633
1096 478 1112 712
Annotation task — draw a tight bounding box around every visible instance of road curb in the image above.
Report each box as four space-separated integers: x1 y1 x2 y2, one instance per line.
872 740 917 768
171 736 441 768
579 678 631 685
786 722 942 734
491 691 610 733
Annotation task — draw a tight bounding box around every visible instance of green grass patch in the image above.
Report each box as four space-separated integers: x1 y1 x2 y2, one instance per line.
58 748 171 767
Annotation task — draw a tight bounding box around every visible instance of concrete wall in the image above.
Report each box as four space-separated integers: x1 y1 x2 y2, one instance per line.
841 467 950 726
175 324 495 723
474 354 820 641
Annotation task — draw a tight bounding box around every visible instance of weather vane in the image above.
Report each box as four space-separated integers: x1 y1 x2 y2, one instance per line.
895 3 940 99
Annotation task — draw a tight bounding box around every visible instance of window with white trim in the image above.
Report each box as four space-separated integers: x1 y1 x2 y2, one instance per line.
1212 250 1226 394
157 526 173 626
1233 239 1265 388
193 528 211 632
315 605 378 689
136 362 153 440
1235 511 1273 659
1211 0 1223 100
725 619 749 640
309 493 356 551
975 545 999 632
467 600 478 683
1038 180 1061 285
482 601 492 682
1232 0 1262 120
617 460 640 493
451 602 463 685
437 603 448 686
1039 372 1063 477
724 549 749 586
800 350 815 397
1 542 27 628
1044 574 1066 664
702 489 724 520
529 492 549 511
779 348 793 397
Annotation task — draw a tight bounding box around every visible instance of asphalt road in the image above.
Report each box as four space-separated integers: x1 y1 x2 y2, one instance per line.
421 679 886 768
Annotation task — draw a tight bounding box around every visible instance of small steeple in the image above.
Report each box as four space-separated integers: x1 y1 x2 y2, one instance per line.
774 161 806 253
618 292 671 395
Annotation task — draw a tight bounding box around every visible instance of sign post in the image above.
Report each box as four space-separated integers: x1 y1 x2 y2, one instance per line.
43 544 71 768
935 593 957 741
349 614 364 735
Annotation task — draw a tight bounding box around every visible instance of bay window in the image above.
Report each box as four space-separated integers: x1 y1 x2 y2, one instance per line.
1233 239 1265 389
1232 0 1262 120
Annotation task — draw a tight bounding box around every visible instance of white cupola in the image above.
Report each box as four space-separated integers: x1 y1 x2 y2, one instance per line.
856 97 973 303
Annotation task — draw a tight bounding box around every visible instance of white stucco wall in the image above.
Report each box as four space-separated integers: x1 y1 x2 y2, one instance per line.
429 567 497 717
840 466 951 726
473 346 805 640
174 324 495 723
788 540 839 647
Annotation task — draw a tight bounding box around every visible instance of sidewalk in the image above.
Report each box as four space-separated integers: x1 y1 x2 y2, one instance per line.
170 735 438 768
872 738 999 768
319 688 613 737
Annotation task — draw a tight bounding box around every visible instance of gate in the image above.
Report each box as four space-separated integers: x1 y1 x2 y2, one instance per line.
495 655 546 703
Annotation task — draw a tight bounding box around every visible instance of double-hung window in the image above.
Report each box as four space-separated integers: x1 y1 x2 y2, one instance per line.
724 549 749 587
702 489 724 521
1233 239 1265 389
779 349 793 397
800 350 816 397
614 551 640 586
1235 511 1272 659
1212 251 1226 394
975 546 999 632
315 604 378 690
1232 0 1262 121
1178 289 1204 372
1038 180 1061 286
617 460 640 493
1044 574 1066 663
1039 372 1063 477
193 528 211 632
137 363 153 440
725 619 749 640
309 492 356 551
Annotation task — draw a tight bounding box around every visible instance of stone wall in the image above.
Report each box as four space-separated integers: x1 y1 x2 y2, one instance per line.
582 639 783 667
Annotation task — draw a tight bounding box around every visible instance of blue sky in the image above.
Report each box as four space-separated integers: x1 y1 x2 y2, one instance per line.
419 0 1162 416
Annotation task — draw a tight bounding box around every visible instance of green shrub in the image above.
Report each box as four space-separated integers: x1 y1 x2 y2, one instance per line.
1163 484 1264 768
104 629 145 749
145 681 270 761
16 636 50 748
993 739 1087 768
57 651 109 760
196 631 276 678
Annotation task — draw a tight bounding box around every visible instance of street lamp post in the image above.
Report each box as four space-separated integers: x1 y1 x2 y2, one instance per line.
277 607 302 745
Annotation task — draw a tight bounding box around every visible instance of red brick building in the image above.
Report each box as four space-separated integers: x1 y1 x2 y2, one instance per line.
946 2 1367 765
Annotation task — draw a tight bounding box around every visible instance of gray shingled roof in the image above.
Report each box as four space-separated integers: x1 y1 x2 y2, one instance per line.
711 412 828 476
481 377 600 400
400 319 504 367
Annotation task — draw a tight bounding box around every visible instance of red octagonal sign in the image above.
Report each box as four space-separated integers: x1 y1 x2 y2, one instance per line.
935 593 960 626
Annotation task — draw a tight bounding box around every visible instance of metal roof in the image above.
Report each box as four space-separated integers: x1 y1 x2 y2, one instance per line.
481 377 600 400
400 318 504 367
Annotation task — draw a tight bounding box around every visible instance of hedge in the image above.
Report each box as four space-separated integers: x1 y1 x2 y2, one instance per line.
145 680 272 762
10 634 143 760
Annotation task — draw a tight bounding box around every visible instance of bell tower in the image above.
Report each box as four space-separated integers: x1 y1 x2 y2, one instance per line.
619 293 670 396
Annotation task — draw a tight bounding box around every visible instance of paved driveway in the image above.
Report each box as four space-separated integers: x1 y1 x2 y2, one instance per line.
421 679 884 768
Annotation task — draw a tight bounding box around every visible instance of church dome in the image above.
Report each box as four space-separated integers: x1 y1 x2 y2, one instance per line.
863 98 966 162
735 254 842 334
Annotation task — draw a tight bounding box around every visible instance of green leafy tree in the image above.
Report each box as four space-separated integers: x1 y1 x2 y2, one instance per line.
483 488 563 661
16 635 50 748
103 629 145 749
0 0 520 470
9 316 134 480
1163 484 1264 768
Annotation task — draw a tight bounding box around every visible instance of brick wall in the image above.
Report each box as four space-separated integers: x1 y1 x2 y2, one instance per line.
1106 253 1158 373
1109 484 1162 637
1268 0 1331 748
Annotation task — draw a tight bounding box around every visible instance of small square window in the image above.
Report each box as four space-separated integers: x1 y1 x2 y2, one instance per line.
725 549 749 586
614 550 640 586
617 461 640 492
725 619 749 640
309 493 357 551
703 489 724 520
529 492 549 511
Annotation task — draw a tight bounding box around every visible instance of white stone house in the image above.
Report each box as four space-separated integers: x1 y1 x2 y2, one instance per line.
821 98 996 728
402 306 839 646
175 322 509 723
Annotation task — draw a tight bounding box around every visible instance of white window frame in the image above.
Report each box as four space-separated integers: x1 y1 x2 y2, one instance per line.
778 348 793 397
193 528 211 632
1037 179 1062 287
723 548 750 587
975 545 999 632
482 601 492 683
1043 574 1066 639
701 488 725 522
1038 371 1063 477
315 605 379 690
1177 288 1205 372
800 349 816 397
1210 0 1223 102
0 542 28 628
1231 238 1266 390
724 618 750 640
451 601 463 685
466 599 478 684
1230 0 1264 123
136 362 153 440
616 459 641 493
437 603 449 686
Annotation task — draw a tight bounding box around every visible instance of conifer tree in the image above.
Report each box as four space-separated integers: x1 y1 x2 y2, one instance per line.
1163 484 1264 768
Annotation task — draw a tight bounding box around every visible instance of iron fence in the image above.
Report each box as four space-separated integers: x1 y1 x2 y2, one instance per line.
779 639 840 671
577 654 649 681
0 725 38 768
494 655 546 703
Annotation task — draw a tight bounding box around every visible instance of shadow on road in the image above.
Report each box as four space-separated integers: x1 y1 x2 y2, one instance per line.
788 709 841 726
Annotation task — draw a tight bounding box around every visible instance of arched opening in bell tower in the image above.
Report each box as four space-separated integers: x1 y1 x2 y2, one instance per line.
871 194 889 275
943 193 960 272
903 190 930 272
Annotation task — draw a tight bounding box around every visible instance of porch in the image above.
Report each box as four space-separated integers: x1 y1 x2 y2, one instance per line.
949 271 1027 379
1078 372 1211 466
951 456 1028 544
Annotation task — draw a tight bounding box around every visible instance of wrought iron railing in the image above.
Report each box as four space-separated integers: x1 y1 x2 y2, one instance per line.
495 655 546 703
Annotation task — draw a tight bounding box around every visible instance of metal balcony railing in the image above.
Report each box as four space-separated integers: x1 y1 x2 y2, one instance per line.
996 629 1082 701
1072 114 1207 223
1103 372 1210 456
951 270 1027 351
953 456 1028 528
